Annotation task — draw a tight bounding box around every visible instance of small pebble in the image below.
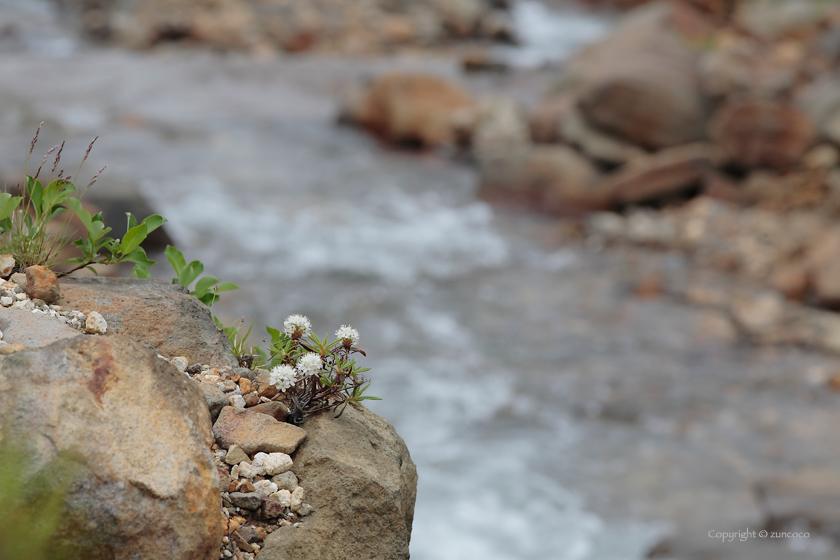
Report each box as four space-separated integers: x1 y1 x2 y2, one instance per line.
85 311 107 335
170 357 189 373
238 462 262 479
0 297 12 307
15 292 27 301
263 453 293 476
228 394 246 409
253 480 278 497
290 487 305 513
272 489 292 508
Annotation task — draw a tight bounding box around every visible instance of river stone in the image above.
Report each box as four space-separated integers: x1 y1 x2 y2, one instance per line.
24 265 60 304
0 335 221 559
58 277 237 366
0 307 82 348
259 405 417 560
213 406 306 455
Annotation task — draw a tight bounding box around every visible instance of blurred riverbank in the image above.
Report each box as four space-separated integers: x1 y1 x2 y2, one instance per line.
1 1 839 559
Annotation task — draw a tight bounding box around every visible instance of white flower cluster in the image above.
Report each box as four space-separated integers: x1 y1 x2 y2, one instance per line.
283 314 311 338
335 325 360 347
297 353 323 377
269 364 299 391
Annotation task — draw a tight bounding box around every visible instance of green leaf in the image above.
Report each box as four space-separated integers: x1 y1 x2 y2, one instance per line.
266 326 281 344
119 223 149 256
0 193 22 222
165 245 187 277
140 214 166 234
215 282 239 293
193 275 219 297
177 261 204 288
126 213 137 231
65 198 91 231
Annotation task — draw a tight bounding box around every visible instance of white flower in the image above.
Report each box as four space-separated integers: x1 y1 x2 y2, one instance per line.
335 325 360 347
283 314 311 338
297 353 323 377
269 364 299 391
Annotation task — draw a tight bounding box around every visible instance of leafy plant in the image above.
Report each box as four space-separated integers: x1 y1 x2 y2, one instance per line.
0 125 165 277
165 245 239 306
214 316 263 369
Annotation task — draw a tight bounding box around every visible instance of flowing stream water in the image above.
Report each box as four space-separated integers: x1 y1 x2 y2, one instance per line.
1 2 839 559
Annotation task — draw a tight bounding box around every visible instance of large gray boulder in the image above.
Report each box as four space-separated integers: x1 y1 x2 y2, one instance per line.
0 334 222 559
59 277 237 366
260 405 417 560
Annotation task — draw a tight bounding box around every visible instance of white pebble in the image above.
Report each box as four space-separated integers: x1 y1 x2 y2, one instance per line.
238 461 261 479
251 452 268 469
263 453 293 476
228 394 246 409
0 297 11 307
290 487 305 513
272 489 292 508
170 356 188 373
14 293 26 301
297 503 313 516
85 311 107 335
253 480 278 497
230 464 240 479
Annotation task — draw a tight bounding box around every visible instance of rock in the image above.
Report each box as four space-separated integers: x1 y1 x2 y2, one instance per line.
9 272 26 285
228 492 262 511
256 382 279 399
213 406 306 455
602 143 723 205
24 265 60 303
806 228 840 307
238 377 252 393
0 254 14 277
0 308 82 348
341 73 476 147
289 486 305 513
245 400 288 422
261 496 285 520
243 393 259 407
698 35 800 98
238 461 262 479
273 489 292 508
224 444 250 466
560 108 647 165
170 356 189 372
85 311 108 334
568 1 712 150
254 480 279 497
734 0 834 40
237 479 256 493
228 394 246 409
232 366 257 380
0 335 221 559
712 99 816 170
199 382 228 420
59 277 237 367
271 471 299 492
802 144 840 170
756 469 840 529
263 453 294 476
798 77 840 146
259 405 416 560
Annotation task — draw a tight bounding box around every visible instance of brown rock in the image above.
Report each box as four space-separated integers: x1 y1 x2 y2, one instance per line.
238 377 252 394
243 393 259 407
0 254 14 277
59 277 237 366
806 227 840 307
249 400 290 422
712 99 816 169
259 405 416 560
256 382 279 399
341 73 476 147
261 496 285 520
0 335 221 559
24 265 59 303
569 2 713 150
770 264 809 301
603 143 723 205
213 406 306 455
